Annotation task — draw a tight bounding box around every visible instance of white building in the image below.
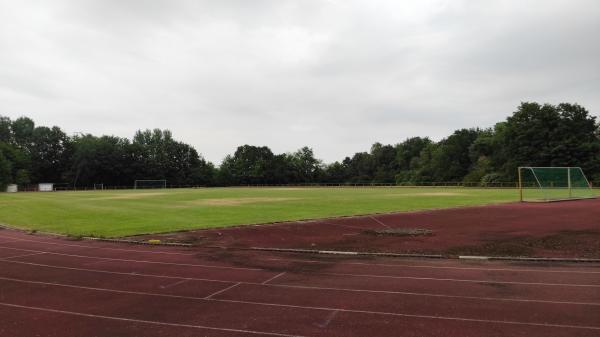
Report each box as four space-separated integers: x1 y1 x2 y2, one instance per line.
38 183 54 192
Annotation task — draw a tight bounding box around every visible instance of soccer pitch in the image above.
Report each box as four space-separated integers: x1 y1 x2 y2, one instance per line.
0 187 521 237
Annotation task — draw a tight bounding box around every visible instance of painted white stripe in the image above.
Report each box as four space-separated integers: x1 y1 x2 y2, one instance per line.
1 245 598 288
3 252 47 260
0 277 598 331
0 259 598 306
160 279 189 290
320 271 600 288
262 272 286 285
0 302 304 337
0 245 261 271
264 257 600 274
4 234 599 275
0 239 22 245
0 235 196 256
368 215 391 228
204 283 241 299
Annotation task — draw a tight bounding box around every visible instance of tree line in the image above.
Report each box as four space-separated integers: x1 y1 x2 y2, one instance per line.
1 102 599 189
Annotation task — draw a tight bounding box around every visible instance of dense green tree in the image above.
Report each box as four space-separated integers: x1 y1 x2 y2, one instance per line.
1 101 599 188
28 126 70 183
11 117 35 149
219 145 276 185
0 116 12 143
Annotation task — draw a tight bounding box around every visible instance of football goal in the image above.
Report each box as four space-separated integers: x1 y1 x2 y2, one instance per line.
134 180 167 189
518 167 596 202
93 183 104 190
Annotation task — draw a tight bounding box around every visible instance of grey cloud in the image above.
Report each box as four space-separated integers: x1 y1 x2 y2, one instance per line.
0 0 598 163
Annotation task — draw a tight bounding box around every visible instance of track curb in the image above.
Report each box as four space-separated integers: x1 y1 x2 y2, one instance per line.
82 237 193 247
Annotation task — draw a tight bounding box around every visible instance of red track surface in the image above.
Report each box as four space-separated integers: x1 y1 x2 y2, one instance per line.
0 228 599 337
140 198 600 258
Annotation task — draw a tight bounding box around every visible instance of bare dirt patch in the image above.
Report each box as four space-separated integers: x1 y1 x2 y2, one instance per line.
186 197 300 206
446 230 600 258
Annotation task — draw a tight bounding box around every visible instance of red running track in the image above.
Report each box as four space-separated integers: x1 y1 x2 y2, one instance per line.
0 228 599 337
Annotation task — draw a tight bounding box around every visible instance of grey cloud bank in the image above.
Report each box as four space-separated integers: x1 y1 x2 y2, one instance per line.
1 0 598 163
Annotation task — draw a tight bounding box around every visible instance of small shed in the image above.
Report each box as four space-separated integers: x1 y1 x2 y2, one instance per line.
6 184 17 193
38 183 54 192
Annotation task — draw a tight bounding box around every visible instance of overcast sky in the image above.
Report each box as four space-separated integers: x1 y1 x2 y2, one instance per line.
1 0 599 163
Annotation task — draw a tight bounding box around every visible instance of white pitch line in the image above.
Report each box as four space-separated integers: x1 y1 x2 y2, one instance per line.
262 272 286 284
0 259 598 306
0 244 597 288
0 302 305 337
0 277 598 331
204 282 241 299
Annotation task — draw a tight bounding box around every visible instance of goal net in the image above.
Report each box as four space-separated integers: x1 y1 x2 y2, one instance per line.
518 167 595 202
134 180 167 189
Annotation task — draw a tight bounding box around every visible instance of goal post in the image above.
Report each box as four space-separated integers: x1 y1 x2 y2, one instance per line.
134 180 167 189
518 167 595 202
93 183 104 190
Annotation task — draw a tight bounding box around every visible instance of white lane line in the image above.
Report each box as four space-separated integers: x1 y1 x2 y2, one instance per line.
0 277 598 331
0 247 597 288
204 282 241 299
3 234 599 274
319 272 600 288
0 302 305 337
262 272 286 285
2 252 47 260
0 235 196 256
0 239 22 245
0 259 598 306
160 279 189 290
0 245 262 272
263 257 600 274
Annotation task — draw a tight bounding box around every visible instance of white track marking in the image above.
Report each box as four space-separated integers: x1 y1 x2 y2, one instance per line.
4 232 600 271
263 257 600 274
0 259 598 306
262 272 286 285
0 302 305 337
204 282 241 299
2 252 47 260
3 233 599 274
0 244 597 287
0 239 22 245
319 271 600 288
160 279 189 289
0 276 598 331
0 245 261 271
0 235 196 256
368 215 391 228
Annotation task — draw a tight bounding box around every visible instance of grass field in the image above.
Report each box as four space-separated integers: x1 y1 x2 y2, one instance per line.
0 187 523 237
